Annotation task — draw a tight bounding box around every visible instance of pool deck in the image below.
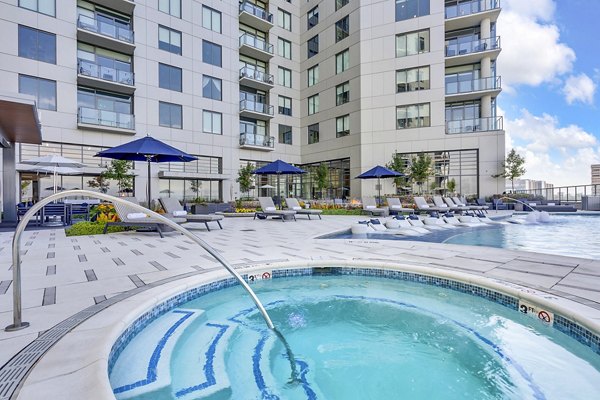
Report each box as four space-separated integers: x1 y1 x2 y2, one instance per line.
1 211 600 399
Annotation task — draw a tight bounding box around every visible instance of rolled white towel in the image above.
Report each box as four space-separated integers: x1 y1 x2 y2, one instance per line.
351 224 372 234
265 206 276 211
127 213 147 220
365 205 375 209
292 206 302 210
385 219 401 229
173 210 187 217
370 223 387 232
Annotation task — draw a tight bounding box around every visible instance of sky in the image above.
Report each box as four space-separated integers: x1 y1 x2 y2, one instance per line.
497 0 600 186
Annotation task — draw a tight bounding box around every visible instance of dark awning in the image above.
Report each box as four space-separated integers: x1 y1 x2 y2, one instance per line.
0 93 42 146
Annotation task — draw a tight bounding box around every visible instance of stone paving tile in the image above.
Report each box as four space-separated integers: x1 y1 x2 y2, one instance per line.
429 256 500 272
555 273 600 291
553 285 600 303
498 259 575 277
486 268 564 288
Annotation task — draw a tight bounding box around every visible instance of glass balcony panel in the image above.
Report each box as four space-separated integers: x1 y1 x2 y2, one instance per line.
239 33 273 54
445 36 500 57
445 76 500 95
239 1 273 23
77 15 134 44
78 59 134 86
239 133 274 148
446 116 503 134
239 66 274 85
445 0 500 19
78 107 134 130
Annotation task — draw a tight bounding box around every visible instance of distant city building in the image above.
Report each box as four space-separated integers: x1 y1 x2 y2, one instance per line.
510 179 553 193
592 164 600 185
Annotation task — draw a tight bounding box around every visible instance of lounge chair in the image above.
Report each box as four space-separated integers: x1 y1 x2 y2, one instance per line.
433 196 460 213
407 216 446 231
422 217 459 229
394 217 430 234
159 197 224 231
476 198 490 212
492 198 507 210
386 197 414 215
362 196 387 216
443 197 470 213
104 197 186 238
285 198 322 220
255 197 297 221
454 197 485 215
413 196 442 214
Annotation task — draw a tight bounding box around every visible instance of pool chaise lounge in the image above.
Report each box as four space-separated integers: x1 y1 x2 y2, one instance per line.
413 196 443 214
362 196 387 216
285 198 322 220
433 196 464 213
255 197 297 221
386 197 415 214
443 197 471 213
159 197 224 231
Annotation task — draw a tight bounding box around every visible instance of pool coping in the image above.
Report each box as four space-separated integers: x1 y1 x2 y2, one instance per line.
11 259 600 400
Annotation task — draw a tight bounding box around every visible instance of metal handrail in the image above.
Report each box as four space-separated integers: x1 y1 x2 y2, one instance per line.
6 190 275 331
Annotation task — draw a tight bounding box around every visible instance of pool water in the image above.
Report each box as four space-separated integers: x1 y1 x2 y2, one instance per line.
109 275 600 400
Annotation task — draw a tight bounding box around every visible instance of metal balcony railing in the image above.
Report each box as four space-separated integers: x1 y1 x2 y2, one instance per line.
239 33 273 54
445 0 501 19
240 99 274 115
239 132 274 148
78 59 134 86
239 1 273 23
445 76 501 95
239 66 274 85
445 36 500 57
77 14 134 43
78 106 135 130
446 116 503 134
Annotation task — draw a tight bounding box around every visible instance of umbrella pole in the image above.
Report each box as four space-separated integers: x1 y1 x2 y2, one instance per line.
277 173 281 210
377 177 381 206
147 157 151 208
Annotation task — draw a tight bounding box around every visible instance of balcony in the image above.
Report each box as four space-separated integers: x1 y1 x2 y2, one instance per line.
445 76 501 101
446 116 503 134
239 99 274 120
445 0 501 31
239 33 274 62
77 106 135 134
77 59 135 95
239 133 275 151
77 14 135 55
445 36 501 67
88 0 135 14
239 1 273 32
239 67 274 91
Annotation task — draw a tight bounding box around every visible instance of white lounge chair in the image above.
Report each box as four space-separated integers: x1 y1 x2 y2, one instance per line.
422 217 459 229
394 217 430 234
386 197 415 214
384 218 425 236
159 197 224 231
285 198 322 220
362 196 387 216
413 197 442 213
256 197 297 221
408 217 446 231
443 197 470 213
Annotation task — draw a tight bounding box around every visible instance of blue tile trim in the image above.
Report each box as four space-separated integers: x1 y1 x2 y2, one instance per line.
174 323 229 398
112 310 194 394
295 359 317 400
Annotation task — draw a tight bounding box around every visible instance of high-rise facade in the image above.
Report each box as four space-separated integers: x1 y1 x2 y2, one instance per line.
0 0 504 208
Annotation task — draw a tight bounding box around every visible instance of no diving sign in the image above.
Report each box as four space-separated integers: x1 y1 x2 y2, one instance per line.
519 300 554 325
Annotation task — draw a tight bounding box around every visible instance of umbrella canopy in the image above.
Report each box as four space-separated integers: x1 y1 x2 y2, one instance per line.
356 165 405 205
22 155 84 194
260 184 275 189
27 166 82 175
253 160 306 209
95 136 197 204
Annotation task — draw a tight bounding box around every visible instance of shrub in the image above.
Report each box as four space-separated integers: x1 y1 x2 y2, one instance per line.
90 203 119 223
65 221 126 237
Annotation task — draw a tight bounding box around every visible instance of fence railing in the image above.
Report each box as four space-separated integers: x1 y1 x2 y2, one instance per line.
514 184 600 203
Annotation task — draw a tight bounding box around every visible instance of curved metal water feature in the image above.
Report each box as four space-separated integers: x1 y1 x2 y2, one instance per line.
500 196 538 212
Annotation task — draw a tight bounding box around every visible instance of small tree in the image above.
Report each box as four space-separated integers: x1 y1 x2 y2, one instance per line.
495 148 526 192
447 178 456 195
103 160 133 195
236 163 254 199
410 154 433 194
386 153 408 191
315 163 329 199
87 175 110 194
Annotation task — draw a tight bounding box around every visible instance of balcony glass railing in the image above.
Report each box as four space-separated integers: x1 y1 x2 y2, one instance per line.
77 14 134 43
445 36 500 57
445 76 501 95
78 59 134 86
239 66 274 85
445 0 500 19
239 33 273 54
446 116 503 134
239 133 274 148
239 1 273 23
240 99 274 115
78 106 135 130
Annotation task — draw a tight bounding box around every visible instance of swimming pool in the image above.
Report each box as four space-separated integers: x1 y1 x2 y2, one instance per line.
109 271 600 400
326 214 600 259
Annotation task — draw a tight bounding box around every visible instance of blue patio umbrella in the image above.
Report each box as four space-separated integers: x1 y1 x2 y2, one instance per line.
95 135 197 204
356 165 405 205
253 159 306 209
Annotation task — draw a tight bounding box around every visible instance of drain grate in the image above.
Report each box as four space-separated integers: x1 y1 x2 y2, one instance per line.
240 229 255 232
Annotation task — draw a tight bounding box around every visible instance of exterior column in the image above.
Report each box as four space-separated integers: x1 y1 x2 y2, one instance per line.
480 17 493 121
2 144 17 222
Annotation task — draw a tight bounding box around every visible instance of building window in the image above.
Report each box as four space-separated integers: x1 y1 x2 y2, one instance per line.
279 124 292 144
202 76 222 101
395 0 430 22
279 96 292 116
396 103 430 129
335 16 349 42
396 66 430 92
202 40 222 67
336 115 350 137
278 38 292 59
159 0 181 18
308 95 319 115
18 75 56 111
307 6 318 29
308 123 319 144
203 110 222 134
18 25 56 64
158 26 182 55
336 0 349 11
396 29 430 57
278 8 291 31
19 0 55 16
307 35 319 58
159 101 182 129
158 63 182 92
308 65 319 87
336 49 349 74
335 82 350 106
278 67 292 87
202 6 221 33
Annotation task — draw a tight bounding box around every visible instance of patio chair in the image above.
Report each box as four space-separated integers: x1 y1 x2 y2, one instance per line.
42 203 68 226
433 196 459 213
413 197 442 214
255 197 297 221
476 198 490 212
159 197 224 231
454 196 485 215
386 197 414 215
16 202 41 226
104 197 186 238
285 198 322 220
443 197 470 213
362 196 387 216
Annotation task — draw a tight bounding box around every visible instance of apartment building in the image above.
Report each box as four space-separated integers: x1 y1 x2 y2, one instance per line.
0 0 504 218
592 164 600 185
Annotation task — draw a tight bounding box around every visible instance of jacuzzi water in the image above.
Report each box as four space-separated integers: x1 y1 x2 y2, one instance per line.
109 275 600 400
